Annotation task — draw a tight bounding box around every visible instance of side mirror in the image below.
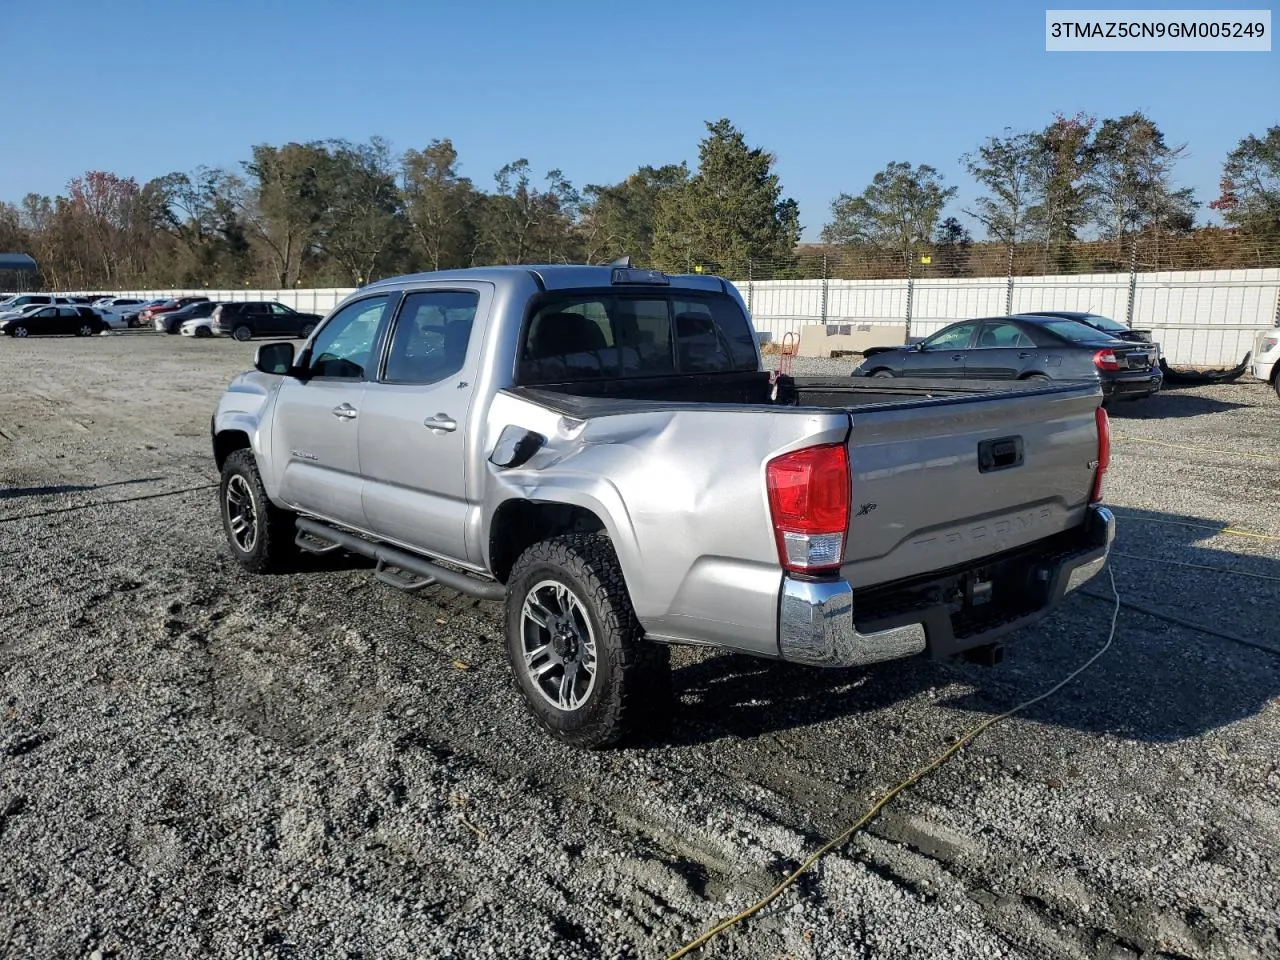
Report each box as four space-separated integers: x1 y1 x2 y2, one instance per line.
912 341 927 352
254 341 296 376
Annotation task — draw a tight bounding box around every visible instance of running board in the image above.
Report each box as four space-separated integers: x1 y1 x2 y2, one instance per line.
294 517 506 602
374 558 435 592
295 529 343 555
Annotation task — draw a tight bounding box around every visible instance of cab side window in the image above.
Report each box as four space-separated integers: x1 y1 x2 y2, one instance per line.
304 296 391 380
383 290 480 384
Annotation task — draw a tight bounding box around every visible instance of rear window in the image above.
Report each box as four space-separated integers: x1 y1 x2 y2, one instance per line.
518 292 758 384
1035 319 1113 343
1081 314 1128 333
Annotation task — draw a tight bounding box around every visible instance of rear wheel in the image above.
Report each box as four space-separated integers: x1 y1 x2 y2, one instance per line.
1022 373 1051 382
127 317 139 328
870 369 895 378
299 322 316 339
505 534 671 749
232 325 253 342
76 323 94 337
219 449 300 574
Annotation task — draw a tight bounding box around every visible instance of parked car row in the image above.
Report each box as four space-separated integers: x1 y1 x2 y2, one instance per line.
0 293 323 340
853 310 1165 402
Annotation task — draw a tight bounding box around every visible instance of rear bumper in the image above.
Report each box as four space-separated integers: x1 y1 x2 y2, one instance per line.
778 505 1115 667
1101 371 1162 398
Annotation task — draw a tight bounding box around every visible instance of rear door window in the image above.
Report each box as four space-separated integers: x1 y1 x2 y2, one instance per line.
383 290 480 384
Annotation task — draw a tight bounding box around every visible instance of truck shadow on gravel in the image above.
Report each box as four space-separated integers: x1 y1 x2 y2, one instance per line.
940 504 1280 744
0 476 163 500
1106 388 1251 419
667 506 1280 748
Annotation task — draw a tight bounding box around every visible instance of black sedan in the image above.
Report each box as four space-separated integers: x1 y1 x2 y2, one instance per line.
854 314 1163 401
1024 309 1157 347
2 305 108 338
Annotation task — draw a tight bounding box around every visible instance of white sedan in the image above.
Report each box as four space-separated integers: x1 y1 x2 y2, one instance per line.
180 317 215 338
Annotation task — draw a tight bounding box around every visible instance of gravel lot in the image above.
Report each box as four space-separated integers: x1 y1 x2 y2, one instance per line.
2 333 1278 960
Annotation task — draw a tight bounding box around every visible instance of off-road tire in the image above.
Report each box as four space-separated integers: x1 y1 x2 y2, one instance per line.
505 534 671 749
219 449 301 574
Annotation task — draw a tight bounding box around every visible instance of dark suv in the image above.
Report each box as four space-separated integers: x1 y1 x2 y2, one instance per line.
210 301 323 341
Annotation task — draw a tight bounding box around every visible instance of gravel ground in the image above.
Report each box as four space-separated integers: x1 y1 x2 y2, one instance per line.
1 332 1278 960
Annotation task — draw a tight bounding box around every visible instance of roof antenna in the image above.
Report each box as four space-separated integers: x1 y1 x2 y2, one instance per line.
609 255 632 268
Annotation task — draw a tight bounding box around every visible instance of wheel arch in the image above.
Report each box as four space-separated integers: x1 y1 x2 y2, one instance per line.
488 499 609 585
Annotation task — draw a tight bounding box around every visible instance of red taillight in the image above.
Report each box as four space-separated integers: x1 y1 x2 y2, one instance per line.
1093 349 1120 372
1091 406 1110 503
766 443 850 573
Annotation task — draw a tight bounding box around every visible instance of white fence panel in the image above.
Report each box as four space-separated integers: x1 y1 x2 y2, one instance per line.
65 268 1279 366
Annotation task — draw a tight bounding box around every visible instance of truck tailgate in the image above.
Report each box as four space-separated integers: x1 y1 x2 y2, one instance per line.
839 385 1101 589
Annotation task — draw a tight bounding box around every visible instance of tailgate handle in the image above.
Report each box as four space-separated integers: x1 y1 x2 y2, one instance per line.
978 436 1024 473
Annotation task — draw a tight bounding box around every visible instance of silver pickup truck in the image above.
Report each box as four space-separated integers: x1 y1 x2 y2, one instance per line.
211 264 1114 747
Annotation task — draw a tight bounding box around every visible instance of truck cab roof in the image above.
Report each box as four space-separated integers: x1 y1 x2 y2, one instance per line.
363 264 731 295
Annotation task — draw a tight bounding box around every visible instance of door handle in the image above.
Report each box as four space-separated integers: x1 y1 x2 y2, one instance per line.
1018 352 1033 359
424 413 457 433
331 403 357 420
952 354 965 361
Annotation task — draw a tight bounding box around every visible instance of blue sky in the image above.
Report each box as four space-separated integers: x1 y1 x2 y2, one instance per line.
7 0 1276 241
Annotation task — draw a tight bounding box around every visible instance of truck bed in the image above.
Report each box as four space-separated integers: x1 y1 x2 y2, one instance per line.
508 372 1099 417
502 373 1103 606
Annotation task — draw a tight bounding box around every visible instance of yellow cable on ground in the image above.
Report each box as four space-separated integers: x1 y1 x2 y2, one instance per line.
1111 434 1280 464
1108 513 1280 543
664 569 1123 960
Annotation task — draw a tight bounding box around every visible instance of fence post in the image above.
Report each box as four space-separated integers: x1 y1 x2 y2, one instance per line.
746 259 754 315
1005 244 1015 315
821 254 829 325
905 255 914 341
1125 234 1139 328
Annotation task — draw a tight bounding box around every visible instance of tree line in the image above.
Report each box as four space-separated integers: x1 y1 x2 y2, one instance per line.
1 114 1276 291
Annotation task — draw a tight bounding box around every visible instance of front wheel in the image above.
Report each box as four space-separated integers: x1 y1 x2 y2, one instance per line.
194 326 212 339
299 322 316 339
505 534 670 749
1023 373 1051 382
76 324 94 337
127 318 139 328
232 325 253 342
219 449 300 574
12 325 28 338
870 369 895 378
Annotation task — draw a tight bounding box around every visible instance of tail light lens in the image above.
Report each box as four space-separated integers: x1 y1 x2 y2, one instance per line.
1263 336 1278 352
766 443 850 573
1091 406 1110 503
1092 349 1120 371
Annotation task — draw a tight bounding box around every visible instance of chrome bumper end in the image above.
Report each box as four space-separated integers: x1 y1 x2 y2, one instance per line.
1063 505 1115 593
779 577 927 668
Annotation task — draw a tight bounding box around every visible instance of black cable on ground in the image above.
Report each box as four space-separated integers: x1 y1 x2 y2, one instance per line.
1078 589 1280 657
0 483 218 524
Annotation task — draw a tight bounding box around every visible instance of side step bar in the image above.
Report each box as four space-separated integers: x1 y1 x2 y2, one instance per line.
295 517 507 602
